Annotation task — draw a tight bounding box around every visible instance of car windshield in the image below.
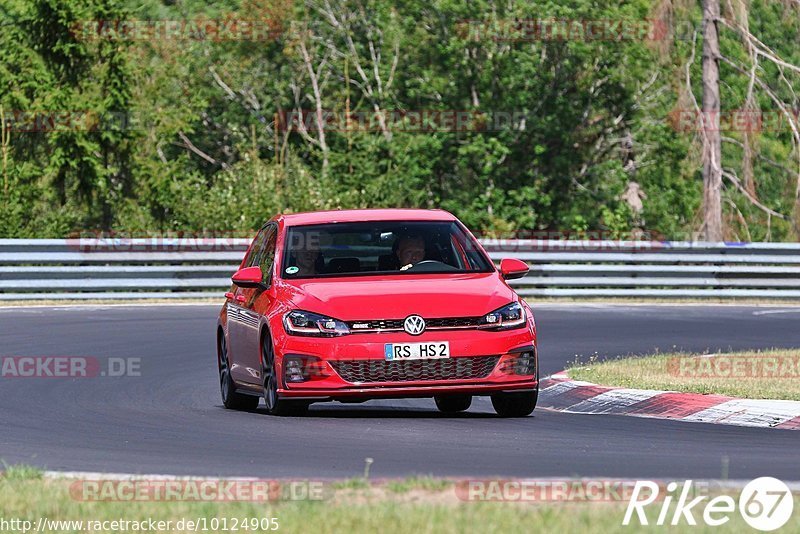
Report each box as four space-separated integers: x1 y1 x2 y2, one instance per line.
282 221 493 278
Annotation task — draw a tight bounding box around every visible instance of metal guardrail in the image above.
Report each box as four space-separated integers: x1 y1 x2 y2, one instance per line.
1 239 799 299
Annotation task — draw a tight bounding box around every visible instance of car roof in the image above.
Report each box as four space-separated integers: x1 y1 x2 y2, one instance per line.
275 209 457 227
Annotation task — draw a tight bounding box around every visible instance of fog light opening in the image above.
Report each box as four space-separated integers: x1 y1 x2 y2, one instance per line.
513 351 536 376
284 357 307 383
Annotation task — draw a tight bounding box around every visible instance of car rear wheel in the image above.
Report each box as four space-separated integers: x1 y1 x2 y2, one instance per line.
262 333 309 417
219 333 259 411
491 387 538 417
434 395 472 413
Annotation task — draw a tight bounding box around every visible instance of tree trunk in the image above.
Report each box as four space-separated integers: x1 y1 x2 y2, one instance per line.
701 0 723 241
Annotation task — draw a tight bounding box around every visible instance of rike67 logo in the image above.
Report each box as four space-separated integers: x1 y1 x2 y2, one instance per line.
624 478 794 531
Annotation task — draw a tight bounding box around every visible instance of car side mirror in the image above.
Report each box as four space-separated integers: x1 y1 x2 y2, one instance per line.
232 266 264 288
499 258 529 280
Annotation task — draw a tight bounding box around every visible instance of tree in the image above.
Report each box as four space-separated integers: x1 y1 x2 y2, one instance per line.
0 0 134 234
690 0 800 240
701 0 723 240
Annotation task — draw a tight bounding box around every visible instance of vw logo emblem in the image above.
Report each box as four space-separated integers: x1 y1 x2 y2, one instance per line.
403 315 426 336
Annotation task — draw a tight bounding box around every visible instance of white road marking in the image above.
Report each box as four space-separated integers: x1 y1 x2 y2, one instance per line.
752 309 800 316
564 388 666 414
540 380 596 395
683 399 800 428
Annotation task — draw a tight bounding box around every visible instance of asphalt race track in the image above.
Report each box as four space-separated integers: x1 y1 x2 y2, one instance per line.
1 304 799 480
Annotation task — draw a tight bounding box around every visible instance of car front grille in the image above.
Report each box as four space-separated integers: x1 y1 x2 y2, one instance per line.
347 316 482 332
348 319 404 331
427 316 482 328
329 356 499 383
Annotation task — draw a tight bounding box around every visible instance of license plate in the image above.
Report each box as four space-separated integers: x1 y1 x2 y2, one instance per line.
384 342 450 361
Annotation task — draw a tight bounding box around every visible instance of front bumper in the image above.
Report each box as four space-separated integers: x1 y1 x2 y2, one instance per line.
273 326 538 400
280 381 538 401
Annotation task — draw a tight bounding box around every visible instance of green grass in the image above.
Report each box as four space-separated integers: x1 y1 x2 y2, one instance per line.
1 469 797 533
385 476 453 494
330 477 371 490
567 349 800 400
0 463 43 480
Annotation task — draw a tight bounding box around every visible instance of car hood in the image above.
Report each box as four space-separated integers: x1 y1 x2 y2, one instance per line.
279 273 517 320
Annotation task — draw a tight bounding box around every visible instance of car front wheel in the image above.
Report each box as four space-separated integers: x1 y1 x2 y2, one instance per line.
491 387 538 417
262 333 309 417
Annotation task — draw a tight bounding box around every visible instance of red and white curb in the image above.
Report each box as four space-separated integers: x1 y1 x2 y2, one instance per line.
539 372 800 430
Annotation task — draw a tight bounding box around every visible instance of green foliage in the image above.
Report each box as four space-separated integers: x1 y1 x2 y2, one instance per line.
0 0 134 235
0 0 798 239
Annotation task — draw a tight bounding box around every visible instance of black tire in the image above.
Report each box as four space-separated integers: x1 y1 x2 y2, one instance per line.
434 395 472 413
491 387 538 417
219 332 259 411
262 333 309 417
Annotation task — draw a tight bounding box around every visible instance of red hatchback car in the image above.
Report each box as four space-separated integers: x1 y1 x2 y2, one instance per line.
216 209 538 417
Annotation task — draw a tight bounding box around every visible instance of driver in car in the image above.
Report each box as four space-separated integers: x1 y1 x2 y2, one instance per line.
396 235 426 270
295 242 321 276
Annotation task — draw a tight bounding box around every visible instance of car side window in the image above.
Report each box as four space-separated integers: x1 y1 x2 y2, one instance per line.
259 227 278 285
244 229 268 268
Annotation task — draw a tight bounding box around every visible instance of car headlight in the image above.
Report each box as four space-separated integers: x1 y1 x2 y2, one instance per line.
283 310 351 337
478 302 526 330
